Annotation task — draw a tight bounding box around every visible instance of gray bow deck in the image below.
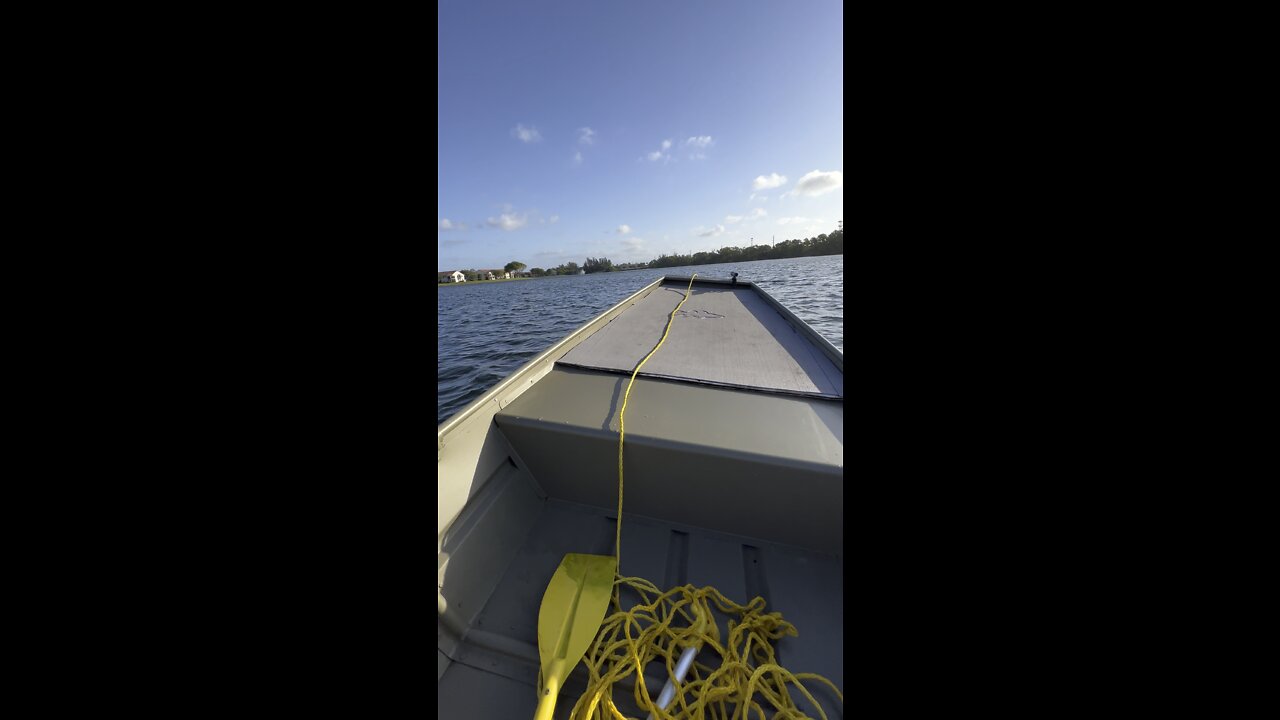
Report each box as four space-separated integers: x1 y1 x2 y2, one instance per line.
559 282 843 399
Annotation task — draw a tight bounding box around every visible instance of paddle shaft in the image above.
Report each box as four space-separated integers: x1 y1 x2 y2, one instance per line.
534 659 567 720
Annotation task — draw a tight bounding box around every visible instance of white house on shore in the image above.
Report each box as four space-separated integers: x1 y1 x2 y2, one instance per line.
438 271 466 283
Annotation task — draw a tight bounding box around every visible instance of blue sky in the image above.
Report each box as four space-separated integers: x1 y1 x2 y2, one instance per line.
438 0 843 271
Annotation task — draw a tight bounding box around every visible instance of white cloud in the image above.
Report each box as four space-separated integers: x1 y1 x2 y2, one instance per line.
573 150 583 165
617 224 632 235
486 212 528 231
578 127 596 145
439 218 456 231
550 215 559 223
753 173 788 190
785 170 842 197
685 136 713 159
621 236 646 252
511 124 542 143
697 225 725 237
725 208 765 225
749 193 768 202
645 139 675 163
777 216 820 225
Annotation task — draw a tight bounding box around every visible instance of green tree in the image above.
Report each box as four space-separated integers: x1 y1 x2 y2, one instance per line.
504 261 527 276
584 257 614 273
530 267 546 277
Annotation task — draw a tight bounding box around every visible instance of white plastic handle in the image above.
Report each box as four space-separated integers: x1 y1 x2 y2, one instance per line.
647 645 699 720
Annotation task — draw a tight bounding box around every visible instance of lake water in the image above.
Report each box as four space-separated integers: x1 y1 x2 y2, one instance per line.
437 254 843 425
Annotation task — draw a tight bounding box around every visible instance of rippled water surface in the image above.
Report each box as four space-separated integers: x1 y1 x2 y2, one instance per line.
437 255 843 424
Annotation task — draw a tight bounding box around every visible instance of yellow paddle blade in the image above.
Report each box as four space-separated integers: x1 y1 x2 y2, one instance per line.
535 553 616 716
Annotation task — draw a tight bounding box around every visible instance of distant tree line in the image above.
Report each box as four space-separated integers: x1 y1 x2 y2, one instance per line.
648 228 843 268
454 224 842 281
538 261 579 276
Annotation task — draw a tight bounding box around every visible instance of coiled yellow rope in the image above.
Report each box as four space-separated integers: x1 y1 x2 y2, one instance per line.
567 274 842 720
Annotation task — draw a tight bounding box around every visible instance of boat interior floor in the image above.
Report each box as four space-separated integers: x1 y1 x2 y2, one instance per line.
439 483 844 719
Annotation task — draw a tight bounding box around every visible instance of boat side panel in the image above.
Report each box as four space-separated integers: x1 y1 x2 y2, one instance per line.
438 457 546 678
438 278 664 542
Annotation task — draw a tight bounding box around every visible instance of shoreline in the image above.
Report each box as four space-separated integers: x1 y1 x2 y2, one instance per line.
437 276 540 287
439 253 843 287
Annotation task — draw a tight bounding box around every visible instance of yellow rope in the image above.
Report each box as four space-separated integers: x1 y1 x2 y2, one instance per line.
579 273 842 720
568 577 844 719
615 274 698 572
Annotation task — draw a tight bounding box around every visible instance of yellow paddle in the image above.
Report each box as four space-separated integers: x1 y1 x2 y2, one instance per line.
534 553 617 720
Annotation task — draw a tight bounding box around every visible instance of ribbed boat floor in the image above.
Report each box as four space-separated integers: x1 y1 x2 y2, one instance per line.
439 498 843 719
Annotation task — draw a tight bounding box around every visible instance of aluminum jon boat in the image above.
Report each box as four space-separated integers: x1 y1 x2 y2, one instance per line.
438 274 843 718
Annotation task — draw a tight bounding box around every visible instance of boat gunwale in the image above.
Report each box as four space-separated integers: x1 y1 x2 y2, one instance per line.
438 276 666 440
659 274 843 373
730 277 843 371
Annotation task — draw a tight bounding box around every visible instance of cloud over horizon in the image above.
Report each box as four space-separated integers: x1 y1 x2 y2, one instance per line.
726 208 766 224
487 212 528 230
785 170 842 197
